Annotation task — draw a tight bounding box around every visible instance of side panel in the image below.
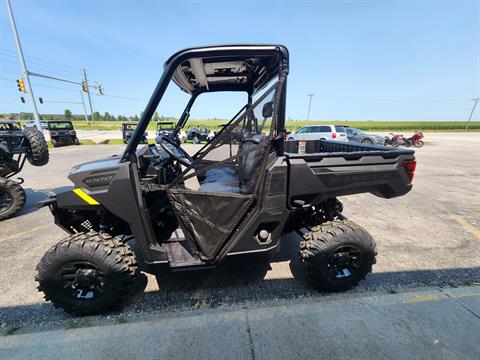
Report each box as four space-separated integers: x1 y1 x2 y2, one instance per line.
57 161 167 263
288 154 414 206
226 156 290 255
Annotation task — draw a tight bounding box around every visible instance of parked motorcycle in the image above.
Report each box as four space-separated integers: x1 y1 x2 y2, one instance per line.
385 132 424 148
407 131 424 148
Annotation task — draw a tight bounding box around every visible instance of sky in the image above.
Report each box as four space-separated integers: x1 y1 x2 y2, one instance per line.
0 0 479 121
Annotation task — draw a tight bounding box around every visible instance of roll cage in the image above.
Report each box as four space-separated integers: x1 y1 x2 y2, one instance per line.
122 45 289 161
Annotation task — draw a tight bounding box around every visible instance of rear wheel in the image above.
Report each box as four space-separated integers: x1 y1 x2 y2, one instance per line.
414 140 424 148
36 232 138 315
0 178 26 221
299 220 377 292
361 138 373 144
24 127 49 166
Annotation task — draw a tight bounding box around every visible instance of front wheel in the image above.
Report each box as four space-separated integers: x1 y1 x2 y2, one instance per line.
299 220 377 292
36 232 138 315
0 178 26 221
24 127 49 166
361 138 373 144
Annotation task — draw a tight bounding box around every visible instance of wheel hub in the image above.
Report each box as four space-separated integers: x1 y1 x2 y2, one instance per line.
329 246 360 279
60 262 105 300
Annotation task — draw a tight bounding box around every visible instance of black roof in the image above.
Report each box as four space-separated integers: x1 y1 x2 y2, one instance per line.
164 44 288 95
0 120 20 124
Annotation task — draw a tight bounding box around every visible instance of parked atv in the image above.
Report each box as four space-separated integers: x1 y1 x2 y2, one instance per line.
36 45 416 315
48 120 80 147
187 126 214 144
0 120 49 220
122 122 148 144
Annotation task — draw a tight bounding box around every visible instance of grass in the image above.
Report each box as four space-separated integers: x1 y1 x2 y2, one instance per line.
29 120 480 133
65 319 90 329
115 317 128 325
3 326 21 336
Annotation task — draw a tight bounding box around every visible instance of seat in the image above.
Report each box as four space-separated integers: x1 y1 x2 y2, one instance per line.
198 101 273 194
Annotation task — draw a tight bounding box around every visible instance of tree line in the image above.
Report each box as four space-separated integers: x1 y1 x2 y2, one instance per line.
0 110 177 123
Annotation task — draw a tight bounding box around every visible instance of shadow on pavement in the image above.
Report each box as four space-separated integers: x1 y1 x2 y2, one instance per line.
1 264 479 329
14 186 73 217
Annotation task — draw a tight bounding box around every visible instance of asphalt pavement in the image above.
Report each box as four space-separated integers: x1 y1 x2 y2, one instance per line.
1 286 479 359
0 132 479 334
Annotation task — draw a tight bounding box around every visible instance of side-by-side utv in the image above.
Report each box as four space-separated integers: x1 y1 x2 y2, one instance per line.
122 122 148 144
1 120 49 220
47 120 80 147
36 45 416 315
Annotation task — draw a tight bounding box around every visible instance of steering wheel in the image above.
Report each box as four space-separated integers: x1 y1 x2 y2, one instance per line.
156 135 193 167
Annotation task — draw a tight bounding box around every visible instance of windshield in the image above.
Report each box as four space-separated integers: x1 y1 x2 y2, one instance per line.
49 122 72 130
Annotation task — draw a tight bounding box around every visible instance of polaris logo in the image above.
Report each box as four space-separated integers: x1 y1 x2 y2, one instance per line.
82 174 114 188
324 172 394 186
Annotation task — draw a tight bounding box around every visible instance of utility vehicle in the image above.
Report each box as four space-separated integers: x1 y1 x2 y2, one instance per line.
122 122 148 144
36 45 416 315
186 126 215 144
0 120 49 220
47 120 80 147
156 121 175 138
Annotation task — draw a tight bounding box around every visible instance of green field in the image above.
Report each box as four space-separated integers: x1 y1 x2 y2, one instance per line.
61 120 480 132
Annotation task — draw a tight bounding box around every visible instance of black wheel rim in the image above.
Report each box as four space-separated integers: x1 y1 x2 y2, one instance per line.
0 188 13 214
59 261 106 301
327 246 361 280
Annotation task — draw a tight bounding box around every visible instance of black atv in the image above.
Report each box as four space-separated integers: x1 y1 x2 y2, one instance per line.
187 126 214 144
122 122 148 144
48 120 80 147
36 45 416 315
0 120 49 220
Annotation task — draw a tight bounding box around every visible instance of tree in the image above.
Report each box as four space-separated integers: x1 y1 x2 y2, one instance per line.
152 111 160 122
103 112 112 121
134 115 140 122
64 109 72 120
93 111 101 122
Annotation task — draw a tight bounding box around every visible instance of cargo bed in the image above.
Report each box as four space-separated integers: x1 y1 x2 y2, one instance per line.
284 140 416 206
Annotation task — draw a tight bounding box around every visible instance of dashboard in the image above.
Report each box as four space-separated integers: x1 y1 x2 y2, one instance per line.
136 144 180 184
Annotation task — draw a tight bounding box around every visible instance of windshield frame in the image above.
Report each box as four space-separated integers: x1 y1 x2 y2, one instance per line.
121 45 289 162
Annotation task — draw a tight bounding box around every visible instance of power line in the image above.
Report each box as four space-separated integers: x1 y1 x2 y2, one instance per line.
0 46 82 72
96 94 147 101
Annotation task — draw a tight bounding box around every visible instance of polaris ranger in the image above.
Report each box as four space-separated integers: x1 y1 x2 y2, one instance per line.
0 120 49 220
48 120 80 147
36 45 416 315
122 122 148 144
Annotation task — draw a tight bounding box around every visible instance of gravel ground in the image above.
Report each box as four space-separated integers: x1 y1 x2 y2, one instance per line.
0 132 479 333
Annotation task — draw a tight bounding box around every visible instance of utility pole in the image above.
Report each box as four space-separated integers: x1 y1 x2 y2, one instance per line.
306 94 314 121
5 0 42 131
466 97 479 130
80 92 89 123
83 68 95 123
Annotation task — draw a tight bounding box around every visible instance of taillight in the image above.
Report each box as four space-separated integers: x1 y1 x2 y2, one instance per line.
403 160 417 182
332 133 337 139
